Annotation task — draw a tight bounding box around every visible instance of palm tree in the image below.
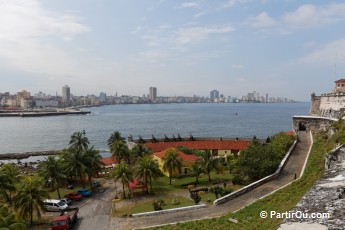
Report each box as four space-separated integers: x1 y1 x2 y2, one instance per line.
190 162 203 184
135 156 161 193
69 130 89 152
111 162 133 198
0 204 25 230
199 150 220 182
0 165 18 205
38 156 66 199
61 148 87 188
84 147 104 190
131 144 152 158
107 131 124 148
110 140 129 163
162 149 182 185
14 177 49 226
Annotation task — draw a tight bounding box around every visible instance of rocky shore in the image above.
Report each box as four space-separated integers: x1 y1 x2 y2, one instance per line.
279 147 345 230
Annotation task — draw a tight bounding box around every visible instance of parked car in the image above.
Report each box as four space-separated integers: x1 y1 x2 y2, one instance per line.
60 198 72 206
64 192 83 201
77 188 91 197
91 180 101 188
51 207 79 230
43 199 68 212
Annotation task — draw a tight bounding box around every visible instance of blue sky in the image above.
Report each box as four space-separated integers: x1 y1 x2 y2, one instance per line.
1 0 345 101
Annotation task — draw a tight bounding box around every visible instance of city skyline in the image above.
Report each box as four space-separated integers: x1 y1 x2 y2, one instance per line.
1 1 345 101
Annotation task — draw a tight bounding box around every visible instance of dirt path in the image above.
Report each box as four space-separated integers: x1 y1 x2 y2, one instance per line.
108 132 312 230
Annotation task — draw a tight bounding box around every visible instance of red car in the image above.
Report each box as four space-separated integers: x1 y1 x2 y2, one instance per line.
64 192 83 201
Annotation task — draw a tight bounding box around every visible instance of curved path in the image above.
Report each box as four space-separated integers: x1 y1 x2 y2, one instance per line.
107 132 311 229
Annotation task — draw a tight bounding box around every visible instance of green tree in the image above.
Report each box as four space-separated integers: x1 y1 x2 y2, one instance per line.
190 162 203 184
38 156 66 199
131 144 152 158
135 156 161 193
199 150 220 182
0 165 18 205
0 204 25 230
84 147 104 190
111 162 133 198
110 140 130 164
61 148 88 188
14 177 49 226
162 149 182 185
107 131 124 147
69 130 89 152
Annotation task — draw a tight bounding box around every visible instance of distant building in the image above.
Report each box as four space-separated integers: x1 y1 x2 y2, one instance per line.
210 90 219 100
99 92 107 103
149 87 157 101
62 85 70 107
334 79 345 93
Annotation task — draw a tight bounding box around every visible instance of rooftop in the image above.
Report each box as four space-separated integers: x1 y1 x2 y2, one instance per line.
145 140 251 153
153 148 199 162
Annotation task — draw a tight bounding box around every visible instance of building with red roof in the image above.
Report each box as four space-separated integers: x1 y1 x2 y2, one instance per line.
146 140 251 158
153 147 199 176
100 157 117 169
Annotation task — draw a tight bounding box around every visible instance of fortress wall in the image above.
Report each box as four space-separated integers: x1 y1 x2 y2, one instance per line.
311 93 345 118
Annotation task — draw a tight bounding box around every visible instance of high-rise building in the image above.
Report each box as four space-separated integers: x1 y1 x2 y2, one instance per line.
210 90 219 100
149 87 157 101
99 92 107 103
62 85 70 106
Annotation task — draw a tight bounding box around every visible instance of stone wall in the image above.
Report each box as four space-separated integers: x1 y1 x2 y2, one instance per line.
310 92 345 118
292 116 336 133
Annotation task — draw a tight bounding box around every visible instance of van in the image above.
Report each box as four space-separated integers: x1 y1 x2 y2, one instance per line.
43 199 68 212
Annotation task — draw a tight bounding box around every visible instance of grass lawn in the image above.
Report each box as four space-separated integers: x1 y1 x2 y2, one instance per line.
112 195 195 217
152 171 237 196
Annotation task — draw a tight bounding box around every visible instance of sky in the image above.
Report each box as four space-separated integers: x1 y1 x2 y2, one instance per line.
0 0 345 101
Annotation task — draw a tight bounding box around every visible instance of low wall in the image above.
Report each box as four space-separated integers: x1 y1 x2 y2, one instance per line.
325 144 344 170
213 139 298 205
132 204 206 217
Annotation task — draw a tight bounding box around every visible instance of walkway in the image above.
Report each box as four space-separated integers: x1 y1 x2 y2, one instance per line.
108 132 312 230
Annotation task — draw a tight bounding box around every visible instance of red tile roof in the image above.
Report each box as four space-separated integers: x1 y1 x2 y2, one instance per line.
335 79 345 83
146 140 251 153
101 157 117 166
153 148 199 162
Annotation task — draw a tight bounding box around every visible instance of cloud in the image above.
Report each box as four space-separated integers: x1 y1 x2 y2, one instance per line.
298 39 345 64
283 3 345 28
0 0 90 76
218 0 248 10
246 12 278 28
176 2 200 9
175 25 235 44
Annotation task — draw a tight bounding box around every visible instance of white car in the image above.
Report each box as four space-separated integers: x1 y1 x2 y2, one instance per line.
43 199 68 212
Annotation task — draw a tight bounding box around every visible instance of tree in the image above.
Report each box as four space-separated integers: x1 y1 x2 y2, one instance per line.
190 162 203 184
162 149 182 185
199 150 220 182
14 177 49 226
0 165 18 205
38 156 66 199
110 140 130 164
135 156 161 193
84 147 104 190
107 131 124 148
61 148 87 188
111 162 133 198
0 204 25 230
69 130 89 152
131 144 152 158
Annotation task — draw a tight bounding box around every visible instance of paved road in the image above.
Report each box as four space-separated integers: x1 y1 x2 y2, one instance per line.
74 132 311 230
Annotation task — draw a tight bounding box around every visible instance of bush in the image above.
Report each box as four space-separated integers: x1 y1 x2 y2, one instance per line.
153 199 165 211
232 174 245 185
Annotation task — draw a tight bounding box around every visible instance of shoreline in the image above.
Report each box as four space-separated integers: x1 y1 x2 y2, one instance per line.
0 110 91 117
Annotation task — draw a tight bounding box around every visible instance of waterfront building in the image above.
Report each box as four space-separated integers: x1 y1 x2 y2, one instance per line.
62 85 71 107
149 87 157 101
210 90 219 100
334 79 345 93
99 92 107 103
